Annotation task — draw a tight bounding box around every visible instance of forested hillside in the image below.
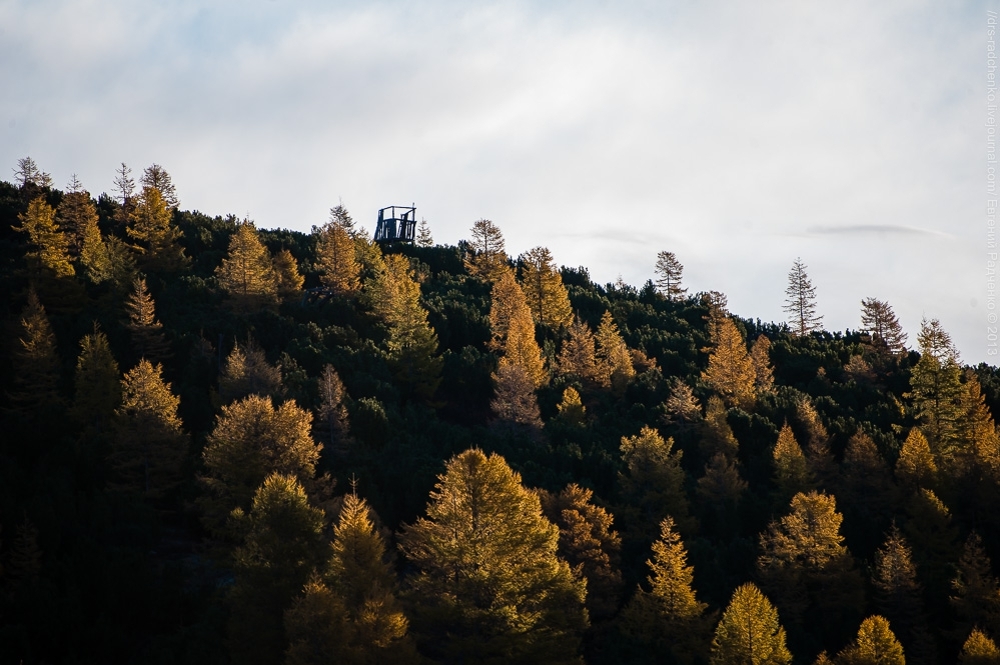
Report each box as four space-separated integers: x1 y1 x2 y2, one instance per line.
3 158 1000 665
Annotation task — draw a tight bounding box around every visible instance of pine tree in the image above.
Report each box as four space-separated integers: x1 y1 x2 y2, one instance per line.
284 575 355 665
201 395 320 527
217 341 285 405
416 218 433 247
128 185 188 272
798 399 836 488
490 363 544 432
315 364 350 457
654 251 688 301
784 258 822 336
538 483 623 620
112 162 136 228
557 317 600 385
228 473 326 665
272 248 305 301
595 310 634 391
623 515 709 662
490 269 546 386
696 452 748 507
751 334 776 394
701 316 756 409
316 222 361 297
836 615 905 665
519 246 573 329
895 428 937 491
140 163 179 209
757 491 863 642
13 156 52 190
399 449 587 664
465 218 508 281
951 532 1000 642
125 276 171 361
872 526 934 665
907 318 965 469
6 289 63 423
861 298 908 354
960 629 1000 665
710 583 792 665
15 196 75 278
556 386 587 426
216 220 278 309
112 359 188 498
838 432 895 546
700 396 740 460
664 379 702 425
619 426 693 537
773 422 813 501
71 326 121 432
56 175 99 256
902 488 958 601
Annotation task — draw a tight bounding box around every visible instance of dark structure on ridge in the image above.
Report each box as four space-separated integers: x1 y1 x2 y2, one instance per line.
374 205 416 244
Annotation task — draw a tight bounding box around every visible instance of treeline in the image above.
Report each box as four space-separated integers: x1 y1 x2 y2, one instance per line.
2 157 1000 665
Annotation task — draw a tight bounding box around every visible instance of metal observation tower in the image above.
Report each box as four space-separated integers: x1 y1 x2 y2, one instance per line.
373 205 416 244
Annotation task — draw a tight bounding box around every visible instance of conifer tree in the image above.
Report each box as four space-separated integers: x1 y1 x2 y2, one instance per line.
700 395 740 460
490 363 544 432
798 399 836 487
757 491 863 642
217 341 285 405
228 473 326 665
112 359 188 498
216 220 278 309
872 526 934 665
838 431 895 545
125 276 171 362
784 258 822 336
861 298 908 354
13 156 52 190
465 218 508 281
6 289 62 421
315 364 350 456
696 452 748 507
960 629 1000 665
556 386 586 426
664 379 702 425
895 428 937 492
316 223 361 297
538 483 623 620
490 268 546 386
328 203 356 235
15 196 74 278
751 334 776 394
399 449 587 664
272 248 304 301
951 532 1000 642
710 583 792 665
416 218 433 247
836 615 905 665
557 317 600 385
71 327 121 432
113 162 136 228
623 515 709 662
961 373 1000 494
619 426 693 537
128 185 188 272
140 164 179 209
773 422 813 501
701 316 756 409
56 175 100 256
519 246 573 329
902 488 958 601
906 318 965 467
201 395 320 526
284 575 354 665
654 251 688 301
79 213 114 282
595 310 635 391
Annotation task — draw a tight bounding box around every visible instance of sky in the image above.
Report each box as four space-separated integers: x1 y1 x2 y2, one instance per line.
1 0 995 363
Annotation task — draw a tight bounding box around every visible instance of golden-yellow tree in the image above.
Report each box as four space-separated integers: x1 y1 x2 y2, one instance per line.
272 248 304 301
595 311 634 391
710 583 792 665
15 196 74 278
835 615 905 665
773 422 813 501
619 426 693 537
128 185 188 272
71 327 121 433
216 220 278 309
557 317 600 384
519 246 573 329
317 223 361 297
701 316 756 409
56 175 100 256
465 218 508 281
125 276 171 361
895 428 937 492
490 268 546 386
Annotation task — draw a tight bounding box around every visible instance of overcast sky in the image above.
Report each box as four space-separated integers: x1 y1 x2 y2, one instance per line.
2 1 993 363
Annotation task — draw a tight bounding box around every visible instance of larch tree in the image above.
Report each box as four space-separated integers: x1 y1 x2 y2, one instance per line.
7 289 62 421
797 399 836 488
519 246 573 329
960 629 1000 665
835 615 905 665
490 363 544 433
416 218 433 247
696 452 748 509
112 162 137 228
125 276 171 362
773 422 813 501
654 251 688 301
757 491 863 644
619 426 693 537
664 379 702 425
56 175 99 256
784 258 823 336
71 327 121 433
316 222 361 298
556 386 587 426
13 156 52 190
15 196 74 278
595 311 635 391
200 395 321 528
700 395 740 461
111 359 188 498
895 428 937 492
399 449 588 664
906 318 965 469
837 432 895 543
140 164 179 210
314 364 351 457
861 298 908 354
872 526 934 665
538 483 623 621
751 334 776 394
701 315 756 409
272 248 304 301
710 583 792 665
284 575 354 665
903 488 958 602
465 218 508 281
128 185 188 272
951 532 1000 642
216 220 278 310
622 515 710 663
228 473 326 665
490 268 546 386
217 341 285 405
557 317 600 385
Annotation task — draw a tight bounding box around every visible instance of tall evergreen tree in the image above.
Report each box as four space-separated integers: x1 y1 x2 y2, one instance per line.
216 220 278 310
519 246 573 329
895 428 937 492
7 289 62 421
906 318 965 470
399 449 587 664
71 327 121 433
127 185 188 272
619 426 693 537
465 218 508 281
315 364 351 457
751 334 776 394
140 164 179 209
835 615 905 665
860 298 908 354
654 251 688 301
56 175 99 256
112 162 137 228
490 363 544 433
272 248 305 301
951 532 1000 642
416 218 433 247
872 526 934 665
124 276 171 362
217 341 285 405
784 258 822 336
960 629 1000 665
595 311 634 392
773 422 813 501
701 316 756 409
316 222 361 297
15 196 74 278
557 317 600 385
490 268 546 387
710 583 792 665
